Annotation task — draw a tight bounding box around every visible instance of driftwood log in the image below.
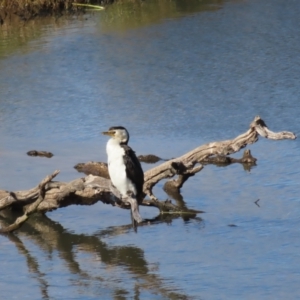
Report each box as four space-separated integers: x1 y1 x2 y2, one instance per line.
0 116 296 232
27 150 54 158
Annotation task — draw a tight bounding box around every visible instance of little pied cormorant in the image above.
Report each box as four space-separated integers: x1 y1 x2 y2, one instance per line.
102 126 144 223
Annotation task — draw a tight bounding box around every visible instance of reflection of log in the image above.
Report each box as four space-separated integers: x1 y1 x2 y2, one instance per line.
0 210 193 299
4 232 50 299
0 116 296 232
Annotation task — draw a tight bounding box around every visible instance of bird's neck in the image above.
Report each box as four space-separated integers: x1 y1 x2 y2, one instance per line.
106 138 119 149
106 138 124 158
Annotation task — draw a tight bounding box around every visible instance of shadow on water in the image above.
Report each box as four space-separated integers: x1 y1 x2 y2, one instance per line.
0 210 202 299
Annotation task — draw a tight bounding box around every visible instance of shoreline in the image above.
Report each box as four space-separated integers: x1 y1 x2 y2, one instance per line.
0 0 117 24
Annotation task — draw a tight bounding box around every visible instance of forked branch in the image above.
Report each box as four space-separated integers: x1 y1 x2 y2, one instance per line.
143 115 296 198
0 116 296 232
0 170 60 233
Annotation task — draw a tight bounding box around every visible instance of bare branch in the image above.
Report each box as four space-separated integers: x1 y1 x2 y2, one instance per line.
143 115 296 197
0 116 296 229
0 170 59 233
250 116 296 140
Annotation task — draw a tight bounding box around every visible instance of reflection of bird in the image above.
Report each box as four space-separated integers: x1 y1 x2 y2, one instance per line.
102 126 144 223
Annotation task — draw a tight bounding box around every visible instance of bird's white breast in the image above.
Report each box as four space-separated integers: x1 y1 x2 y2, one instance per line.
106 139 136 197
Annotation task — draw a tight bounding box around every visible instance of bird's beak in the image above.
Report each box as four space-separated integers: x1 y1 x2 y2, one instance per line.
102 130 115 136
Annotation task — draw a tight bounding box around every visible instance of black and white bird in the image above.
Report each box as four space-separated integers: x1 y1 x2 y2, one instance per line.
102 126 144 224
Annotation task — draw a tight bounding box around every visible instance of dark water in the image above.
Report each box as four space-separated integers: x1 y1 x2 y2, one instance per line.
1 0 300 299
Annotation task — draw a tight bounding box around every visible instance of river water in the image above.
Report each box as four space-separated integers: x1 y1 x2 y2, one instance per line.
1 0 300 299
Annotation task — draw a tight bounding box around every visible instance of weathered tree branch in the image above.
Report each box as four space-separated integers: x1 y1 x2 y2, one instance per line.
143 115 296 198
0 170 59 233
0 116 296 232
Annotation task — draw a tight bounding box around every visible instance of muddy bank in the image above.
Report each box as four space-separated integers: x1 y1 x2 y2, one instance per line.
0 0 119 24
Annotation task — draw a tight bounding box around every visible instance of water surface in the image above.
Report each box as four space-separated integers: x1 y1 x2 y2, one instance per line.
1 0 300 299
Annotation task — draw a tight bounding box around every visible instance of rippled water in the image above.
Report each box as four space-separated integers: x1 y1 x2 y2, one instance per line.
1 0 300 299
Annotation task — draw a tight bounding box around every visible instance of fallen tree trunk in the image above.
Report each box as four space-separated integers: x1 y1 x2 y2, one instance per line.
0 116 296 232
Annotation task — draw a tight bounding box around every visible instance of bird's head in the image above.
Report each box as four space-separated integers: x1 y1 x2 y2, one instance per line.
102 126 129 144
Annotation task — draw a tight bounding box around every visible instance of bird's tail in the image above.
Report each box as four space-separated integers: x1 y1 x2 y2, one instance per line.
126 197 143 224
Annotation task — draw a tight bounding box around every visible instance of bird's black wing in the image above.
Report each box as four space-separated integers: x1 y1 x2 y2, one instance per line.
122 145 144 197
